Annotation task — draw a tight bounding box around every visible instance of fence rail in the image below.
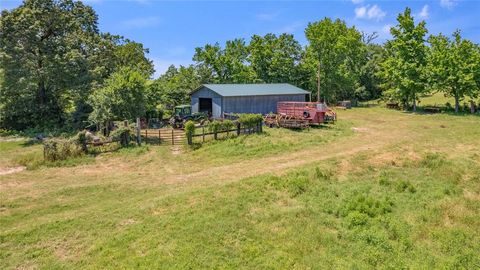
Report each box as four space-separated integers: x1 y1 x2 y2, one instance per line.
189 123 262 144
140 128 186 145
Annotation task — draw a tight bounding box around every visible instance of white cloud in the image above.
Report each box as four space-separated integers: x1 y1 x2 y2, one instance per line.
355 6 367 18
355 5 386 21
122 17 160 29
382 24 392 34
440 0 458 9
367 5 386 20
351 0 364 4
419 5 429 19
256 12 280 21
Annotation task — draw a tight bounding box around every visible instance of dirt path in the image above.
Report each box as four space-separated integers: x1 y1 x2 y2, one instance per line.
0 166 26 176
139 124 400 189
0 110 413 199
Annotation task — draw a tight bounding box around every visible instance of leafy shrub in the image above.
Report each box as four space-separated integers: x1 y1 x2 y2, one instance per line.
43 138 83 161
346 211 369 228
184 120 195 144
110 126 132 147
238 114 263 128
340 195 393 218
208 120 222 133
395 180 416 193
74 130 88 153
222 120 235 131
184 120 195 136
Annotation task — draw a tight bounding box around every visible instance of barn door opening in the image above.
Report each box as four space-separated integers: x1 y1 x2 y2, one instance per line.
199 98 213 116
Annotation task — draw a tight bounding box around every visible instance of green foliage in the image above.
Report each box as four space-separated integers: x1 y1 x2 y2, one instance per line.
0 0 154 131
305 18 366 102
346 211 369 228
248 33 303 84
146 65 200 109
193 39 254 83
43 138 83 162
222 120 235 131
184 120 196 137
110 126 133 147
340 195 393 218
88 67 147 125
428 30 480 113
379 8 428 111
395 180 416 193
208 120 222 133
0 0 100 130
238 114 263 128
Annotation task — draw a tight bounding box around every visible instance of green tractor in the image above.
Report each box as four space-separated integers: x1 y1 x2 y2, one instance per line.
169 105 208 128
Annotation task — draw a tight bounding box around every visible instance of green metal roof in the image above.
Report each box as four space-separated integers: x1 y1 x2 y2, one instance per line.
197 83 310 97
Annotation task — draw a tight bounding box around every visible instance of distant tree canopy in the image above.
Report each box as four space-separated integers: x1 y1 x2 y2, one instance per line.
305 18 366 102
88 67 146 128
1 2 479 131
428 30 480 112
379 8 428 112
0 0 153 130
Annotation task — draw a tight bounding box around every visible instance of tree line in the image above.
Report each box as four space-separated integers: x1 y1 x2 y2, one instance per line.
1 0 479 131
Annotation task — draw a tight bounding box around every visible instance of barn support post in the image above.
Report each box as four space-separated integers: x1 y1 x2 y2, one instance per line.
136 117 141 146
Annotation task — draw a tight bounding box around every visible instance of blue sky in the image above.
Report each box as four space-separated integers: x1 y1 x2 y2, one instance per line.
2 0 479 78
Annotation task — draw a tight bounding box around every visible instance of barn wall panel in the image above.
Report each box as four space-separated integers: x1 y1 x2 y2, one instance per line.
223 94 306 115
190 87 223 117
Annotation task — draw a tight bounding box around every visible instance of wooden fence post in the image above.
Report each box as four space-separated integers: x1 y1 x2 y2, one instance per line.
202 126 205 142
136 117 141 146
159 129 161 144
187 132 192 145
237 122 241 136
171 129 174 145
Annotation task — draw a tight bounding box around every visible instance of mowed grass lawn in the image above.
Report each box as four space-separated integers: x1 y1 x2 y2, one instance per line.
1 107 480 269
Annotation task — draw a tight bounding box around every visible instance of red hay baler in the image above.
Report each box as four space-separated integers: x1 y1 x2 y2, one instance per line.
264 102 336 128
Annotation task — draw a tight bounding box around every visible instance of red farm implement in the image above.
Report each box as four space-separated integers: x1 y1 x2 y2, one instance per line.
264 102 337 129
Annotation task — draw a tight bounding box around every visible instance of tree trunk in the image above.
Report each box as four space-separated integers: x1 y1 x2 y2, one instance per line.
317 62 321 102
454 93 460 113
470 100 476 114
412 93 417 112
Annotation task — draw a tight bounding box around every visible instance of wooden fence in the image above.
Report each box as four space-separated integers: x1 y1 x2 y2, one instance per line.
189 122 262 144
140 128 186 145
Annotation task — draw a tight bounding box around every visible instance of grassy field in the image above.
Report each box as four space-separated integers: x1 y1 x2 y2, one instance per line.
1 106 479 269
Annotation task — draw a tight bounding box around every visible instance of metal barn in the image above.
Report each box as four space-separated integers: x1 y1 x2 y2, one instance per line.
190 84 310 118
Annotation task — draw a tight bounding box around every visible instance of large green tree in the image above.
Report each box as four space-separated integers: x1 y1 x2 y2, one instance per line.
193 39 254 83
305 18 365 102
0 0 100 129
248 33 303 84
146 65 201 111
428 30 480 113
379 8 428 112
356 43 386 101
88 67 147 128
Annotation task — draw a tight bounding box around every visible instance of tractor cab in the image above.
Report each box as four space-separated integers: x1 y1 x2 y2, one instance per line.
170 105 208 129
174 105 192 118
